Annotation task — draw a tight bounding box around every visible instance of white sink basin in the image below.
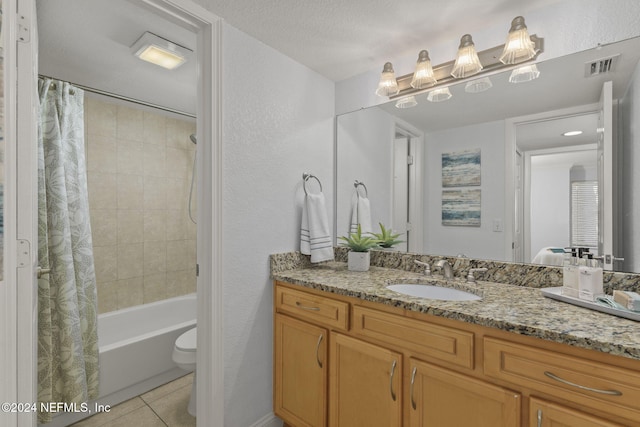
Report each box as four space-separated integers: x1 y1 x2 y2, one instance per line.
386 284 481 301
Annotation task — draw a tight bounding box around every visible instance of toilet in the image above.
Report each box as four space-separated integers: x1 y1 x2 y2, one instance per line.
172 326 197 416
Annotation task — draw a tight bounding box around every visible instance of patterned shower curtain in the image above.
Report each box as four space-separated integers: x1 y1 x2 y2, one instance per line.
37 78 99 423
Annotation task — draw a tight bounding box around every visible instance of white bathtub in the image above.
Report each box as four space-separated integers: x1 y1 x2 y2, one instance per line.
42 293 196 427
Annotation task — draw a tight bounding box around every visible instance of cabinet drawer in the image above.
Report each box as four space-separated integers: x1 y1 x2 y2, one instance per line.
484 337 640 423
276 285 349 331
352 305 474 369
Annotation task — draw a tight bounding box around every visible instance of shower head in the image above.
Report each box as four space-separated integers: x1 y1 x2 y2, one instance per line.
189 134 197 144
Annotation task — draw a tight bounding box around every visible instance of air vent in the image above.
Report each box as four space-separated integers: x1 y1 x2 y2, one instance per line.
584 54 619 77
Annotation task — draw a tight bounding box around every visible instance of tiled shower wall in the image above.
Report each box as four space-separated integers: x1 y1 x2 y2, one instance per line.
85 95 197 314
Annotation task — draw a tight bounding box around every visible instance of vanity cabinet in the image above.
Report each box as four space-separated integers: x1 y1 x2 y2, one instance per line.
274 281 640 426
408 358 521 427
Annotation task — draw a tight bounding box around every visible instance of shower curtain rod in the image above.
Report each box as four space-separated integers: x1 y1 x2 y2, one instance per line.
38 74 196 119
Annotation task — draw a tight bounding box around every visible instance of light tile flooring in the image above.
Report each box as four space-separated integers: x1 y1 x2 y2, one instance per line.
70 373 196 427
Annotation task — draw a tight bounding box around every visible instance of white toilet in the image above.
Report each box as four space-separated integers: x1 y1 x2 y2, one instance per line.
172 326 197 416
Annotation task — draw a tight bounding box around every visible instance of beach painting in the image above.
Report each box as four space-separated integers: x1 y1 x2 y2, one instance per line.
442 149 481 187
442 189 481 226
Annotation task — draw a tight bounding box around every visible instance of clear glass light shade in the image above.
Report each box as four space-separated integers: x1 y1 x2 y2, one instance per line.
451 34 483 78
395 95 417 109
499 16 537 64
465 77 493 93
410 50 437 89
509 64 540 83
427 87 452 103
375 62 399 97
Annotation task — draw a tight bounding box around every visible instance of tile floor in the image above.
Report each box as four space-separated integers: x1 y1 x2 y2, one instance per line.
70 373 195 427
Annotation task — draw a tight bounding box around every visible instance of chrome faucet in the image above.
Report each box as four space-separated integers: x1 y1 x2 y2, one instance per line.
434 260 453 279
414 260 431 276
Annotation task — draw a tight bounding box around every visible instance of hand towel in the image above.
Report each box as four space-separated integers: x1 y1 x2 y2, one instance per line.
349 194 372 234
301 192 334 263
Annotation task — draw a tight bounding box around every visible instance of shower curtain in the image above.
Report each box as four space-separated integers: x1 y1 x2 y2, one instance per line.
37 78 99 423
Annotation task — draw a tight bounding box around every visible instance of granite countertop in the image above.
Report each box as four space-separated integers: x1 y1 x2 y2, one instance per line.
273 262 640 361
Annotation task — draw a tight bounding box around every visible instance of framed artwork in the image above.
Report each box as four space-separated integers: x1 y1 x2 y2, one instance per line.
442 189 481 226
442 149 481 187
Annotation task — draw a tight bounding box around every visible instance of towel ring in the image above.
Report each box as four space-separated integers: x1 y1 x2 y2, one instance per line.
354 180 368 198
303 173 323 195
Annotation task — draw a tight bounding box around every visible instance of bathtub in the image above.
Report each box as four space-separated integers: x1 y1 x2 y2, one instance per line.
42 293 196 427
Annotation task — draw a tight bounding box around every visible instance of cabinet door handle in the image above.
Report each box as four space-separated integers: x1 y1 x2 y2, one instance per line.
410 366 417 410
543 371 622 396
315 334 324 368
537 409 542 427
389 360 397 401
295 301 320 311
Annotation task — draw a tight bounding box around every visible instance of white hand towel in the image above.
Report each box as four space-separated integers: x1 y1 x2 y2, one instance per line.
350 194 373 235
300 192 334 263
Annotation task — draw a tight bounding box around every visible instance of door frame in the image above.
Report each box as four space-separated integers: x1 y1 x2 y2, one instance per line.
504 103 599 264
1 1 224 426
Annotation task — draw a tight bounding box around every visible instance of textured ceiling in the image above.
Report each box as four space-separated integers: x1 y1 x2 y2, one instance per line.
199 0 564 81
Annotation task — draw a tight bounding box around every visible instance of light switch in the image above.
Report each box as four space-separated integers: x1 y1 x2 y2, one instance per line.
492 219 503 232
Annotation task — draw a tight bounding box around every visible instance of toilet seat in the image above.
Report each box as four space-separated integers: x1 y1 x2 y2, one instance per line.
176 327 197 352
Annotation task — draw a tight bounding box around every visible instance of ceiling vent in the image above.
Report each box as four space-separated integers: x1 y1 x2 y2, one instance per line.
584 54 619 77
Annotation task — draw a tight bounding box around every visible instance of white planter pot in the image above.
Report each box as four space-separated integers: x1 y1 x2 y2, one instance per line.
348 251 370 272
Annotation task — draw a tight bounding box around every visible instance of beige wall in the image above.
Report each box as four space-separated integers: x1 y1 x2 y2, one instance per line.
85 95 196 313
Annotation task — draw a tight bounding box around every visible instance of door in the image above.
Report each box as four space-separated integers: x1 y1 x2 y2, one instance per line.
274 314 327 427
530 397 623 427
1 1 39 426
329 333 402 427
393 136 410 251
513 150 524 263
408 358 521 427
597 81 617 270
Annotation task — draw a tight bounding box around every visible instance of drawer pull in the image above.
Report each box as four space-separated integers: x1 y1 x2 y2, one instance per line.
295 301 320 311
315 334 324 368
410 366 417 410
389 360 397 401
536 409 542 427
543 371 623 396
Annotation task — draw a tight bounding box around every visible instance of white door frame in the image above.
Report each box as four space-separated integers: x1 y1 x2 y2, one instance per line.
1 1 224 426
504 103 599 264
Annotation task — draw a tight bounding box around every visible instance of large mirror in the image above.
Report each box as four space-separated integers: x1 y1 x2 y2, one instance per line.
336 36 640 273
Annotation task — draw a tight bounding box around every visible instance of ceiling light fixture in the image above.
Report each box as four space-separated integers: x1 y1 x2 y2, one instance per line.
500 16 537 64
131 32 192 70
375 62 399 97
410 50 437 89
451 34 483 78
374 16 543 99
563 130 583 137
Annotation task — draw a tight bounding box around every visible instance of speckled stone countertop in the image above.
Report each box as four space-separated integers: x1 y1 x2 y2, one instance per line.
272 259 640 361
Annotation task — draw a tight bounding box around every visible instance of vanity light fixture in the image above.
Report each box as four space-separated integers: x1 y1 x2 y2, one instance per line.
509 63 540 83
427 87 452 103
451 34 483 78
374 16 543 99
410 50 437 89
465 76 493 93
563 130 583 137
375 62 400 96
131 32 191 70
500 16 537 64
395 95 418 109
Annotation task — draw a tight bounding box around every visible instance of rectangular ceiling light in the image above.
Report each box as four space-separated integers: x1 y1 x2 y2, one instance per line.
130 32 192 70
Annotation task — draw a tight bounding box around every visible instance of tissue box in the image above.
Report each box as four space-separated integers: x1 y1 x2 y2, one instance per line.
613 290 640 311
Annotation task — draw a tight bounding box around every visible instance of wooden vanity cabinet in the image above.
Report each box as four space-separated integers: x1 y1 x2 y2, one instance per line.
530 397 624 427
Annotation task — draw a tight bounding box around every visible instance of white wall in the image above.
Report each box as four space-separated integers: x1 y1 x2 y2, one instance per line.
336 107 395 238
423 121 505 260
620 58 640 272
336 0 640 115
222 23 335 426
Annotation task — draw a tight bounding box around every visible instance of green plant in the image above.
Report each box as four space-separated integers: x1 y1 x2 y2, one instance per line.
371 223 404 248
338 224 381 252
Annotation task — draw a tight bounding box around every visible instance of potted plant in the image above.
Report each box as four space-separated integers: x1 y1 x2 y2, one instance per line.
371 223 404 250
338 224 380 271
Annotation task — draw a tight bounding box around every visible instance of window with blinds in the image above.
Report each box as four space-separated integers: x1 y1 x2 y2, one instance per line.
570 180 598 248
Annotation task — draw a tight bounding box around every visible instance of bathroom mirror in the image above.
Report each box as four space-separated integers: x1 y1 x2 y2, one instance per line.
336 35 640 273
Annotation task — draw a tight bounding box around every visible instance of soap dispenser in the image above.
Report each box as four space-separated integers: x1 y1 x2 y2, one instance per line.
578 255 603 302
562 252 579 298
